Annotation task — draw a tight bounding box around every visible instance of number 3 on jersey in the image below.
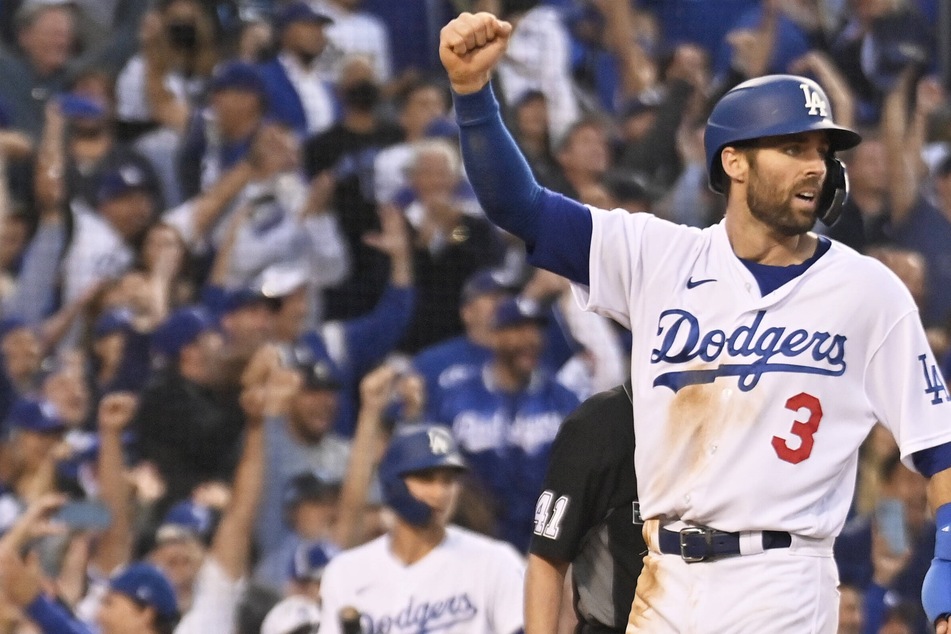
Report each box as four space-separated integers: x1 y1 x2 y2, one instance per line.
534 491 569 539
772 392 823 465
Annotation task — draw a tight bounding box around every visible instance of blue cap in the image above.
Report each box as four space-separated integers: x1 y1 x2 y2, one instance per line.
58 93 106 120
6 398 65 434
151 306 217 359
157 501 214 543
492 297 547 330
94 308 134 338
109 563 179 620
297 357 342 391
276 2 333 31
460 269 511 304
619 92 662 119
97 164 154 205
222 287 272 314
282 470 341 510
288 541 337 582
209 61 266 95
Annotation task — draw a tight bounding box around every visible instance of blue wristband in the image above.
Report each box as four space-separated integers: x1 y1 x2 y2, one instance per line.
922 559 951 624
922 503 951 623
936 503 951 560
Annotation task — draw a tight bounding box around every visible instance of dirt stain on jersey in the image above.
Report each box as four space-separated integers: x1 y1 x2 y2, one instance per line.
627 554 662 632
665 378 751 477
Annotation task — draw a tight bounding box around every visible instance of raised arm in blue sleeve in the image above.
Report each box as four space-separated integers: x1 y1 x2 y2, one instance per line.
453 85 593 285
25 595 94 634
341 284 416 378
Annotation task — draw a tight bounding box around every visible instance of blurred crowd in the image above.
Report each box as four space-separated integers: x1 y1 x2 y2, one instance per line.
0 0 947 632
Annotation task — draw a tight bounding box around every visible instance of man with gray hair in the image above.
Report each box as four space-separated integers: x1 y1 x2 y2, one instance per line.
0 0 78 138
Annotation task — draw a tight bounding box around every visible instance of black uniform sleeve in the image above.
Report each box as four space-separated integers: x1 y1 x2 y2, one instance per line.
528 386 636 562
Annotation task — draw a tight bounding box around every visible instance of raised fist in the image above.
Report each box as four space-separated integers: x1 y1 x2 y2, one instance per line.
98 392 138 434
439 12 513 94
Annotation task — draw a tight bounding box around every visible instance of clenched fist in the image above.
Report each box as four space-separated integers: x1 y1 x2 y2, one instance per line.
439 12 513 94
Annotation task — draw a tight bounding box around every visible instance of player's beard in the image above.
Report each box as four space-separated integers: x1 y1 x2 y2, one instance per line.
746 165 821 237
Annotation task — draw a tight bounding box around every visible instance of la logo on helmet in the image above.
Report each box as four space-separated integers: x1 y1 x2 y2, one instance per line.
799 84 827 117
428 428 452 455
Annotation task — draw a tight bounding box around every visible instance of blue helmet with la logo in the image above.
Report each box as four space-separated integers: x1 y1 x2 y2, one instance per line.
378 424 467 526
703 74 862 225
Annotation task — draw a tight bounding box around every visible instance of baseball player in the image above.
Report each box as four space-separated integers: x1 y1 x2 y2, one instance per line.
526 381 644 634
318 424 526 634
439 12 951 632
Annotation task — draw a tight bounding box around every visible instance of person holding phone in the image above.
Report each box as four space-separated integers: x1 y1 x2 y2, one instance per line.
0 493 180 634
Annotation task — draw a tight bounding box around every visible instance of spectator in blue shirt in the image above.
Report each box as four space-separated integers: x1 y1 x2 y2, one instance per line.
414 268 511 416
434 296 579 551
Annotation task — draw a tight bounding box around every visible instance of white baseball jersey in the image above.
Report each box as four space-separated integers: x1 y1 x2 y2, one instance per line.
319 526 525 634
574 210 951 539
62 203 133 304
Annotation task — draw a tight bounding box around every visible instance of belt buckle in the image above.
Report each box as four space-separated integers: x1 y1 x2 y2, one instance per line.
679 526 710 563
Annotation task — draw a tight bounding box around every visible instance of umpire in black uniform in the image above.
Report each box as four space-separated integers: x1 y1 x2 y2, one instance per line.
525 381 645 634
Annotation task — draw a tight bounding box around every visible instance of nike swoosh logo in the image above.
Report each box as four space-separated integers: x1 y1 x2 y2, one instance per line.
942 525 950 533
686 277 717 289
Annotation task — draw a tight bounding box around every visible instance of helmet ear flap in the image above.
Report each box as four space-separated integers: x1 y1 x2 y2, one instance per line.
380 471 433 526
817 157 849 226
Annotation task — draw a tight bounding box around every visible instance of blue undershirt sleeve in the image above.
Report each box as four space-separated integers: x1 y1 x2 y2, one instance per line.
912 441 951 477
342 285 416 377
24 595 93 634
453 85 592 285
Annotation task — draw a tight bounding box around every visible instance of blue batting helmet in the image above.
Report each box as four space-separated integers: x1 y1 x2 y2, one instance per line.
704 74 862 225
378 424 466 526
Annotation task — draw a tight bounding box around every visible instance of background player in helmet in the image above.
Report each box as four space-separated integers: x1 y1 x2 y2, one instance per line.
318 423 525 634
439 12 951 632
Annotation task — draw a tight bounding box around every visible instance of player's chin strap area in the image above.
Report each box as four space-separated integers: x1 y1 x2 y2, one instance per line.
922 502 951 624
655 522 792 563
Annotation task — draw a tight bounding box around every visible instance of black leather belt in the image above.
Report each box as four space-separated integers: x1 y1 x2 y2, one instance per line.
658 526 791 563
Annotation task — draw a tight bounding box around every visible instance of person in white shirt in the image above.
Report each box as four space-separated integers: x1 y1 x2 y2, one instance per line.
373 80 451 206
311 0 393 84
114 0 218 134
475 0 580 146
62 162 159 305
319 424 525 634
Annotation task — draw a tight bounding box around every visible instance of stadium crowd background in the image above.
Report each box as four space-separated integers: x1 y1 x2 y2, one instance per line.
0 0 948 632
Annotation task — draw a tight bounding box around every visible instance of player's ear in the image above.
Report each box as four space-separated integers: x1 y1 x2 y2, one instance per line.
720 146 749 188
